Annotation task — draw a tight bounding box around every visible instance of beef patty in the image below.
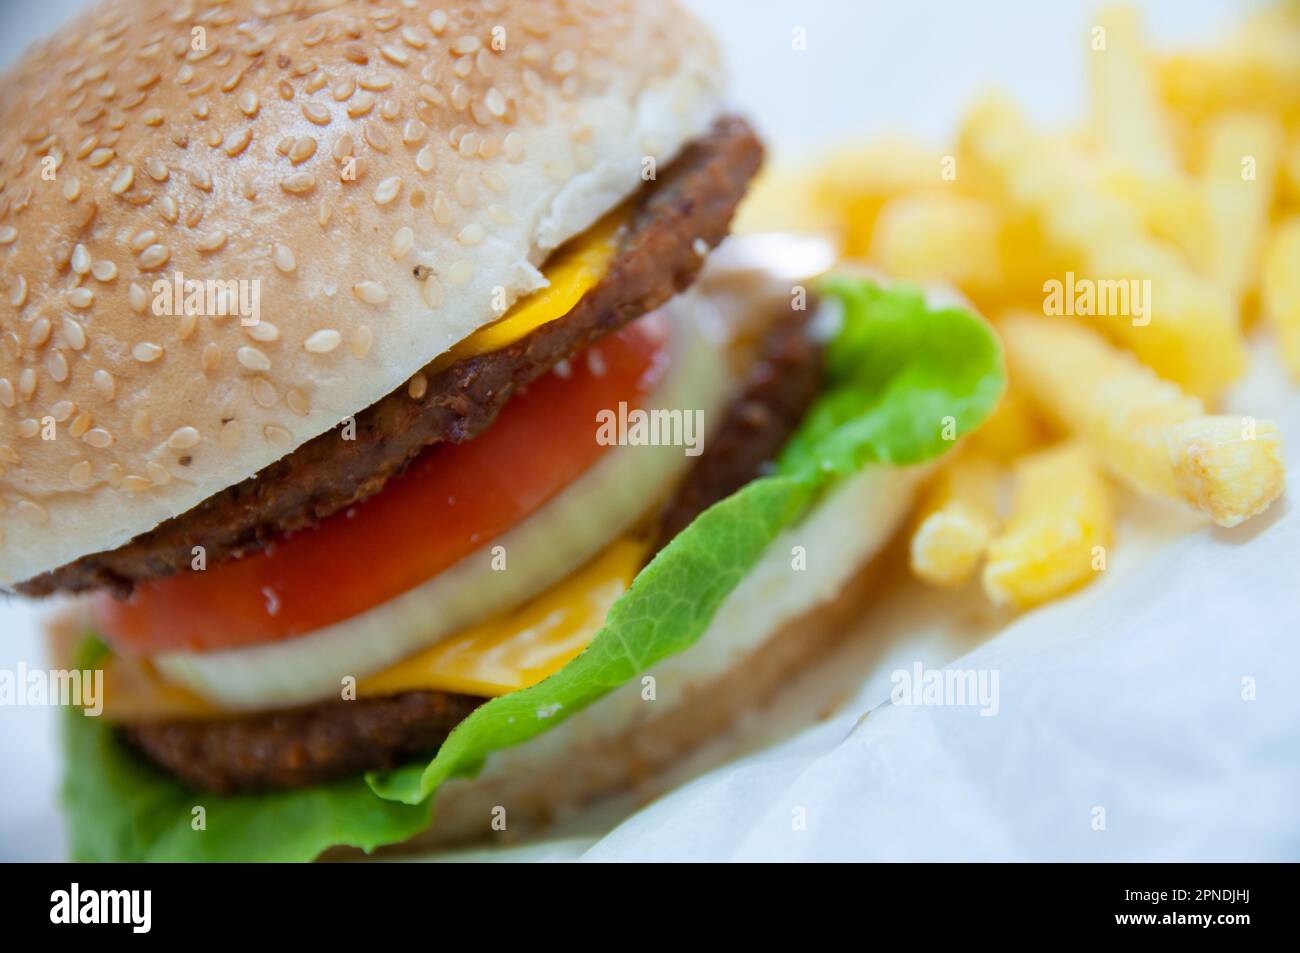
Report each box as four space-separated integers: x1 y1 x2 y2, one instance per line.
124 306 823 794
20 116 763 599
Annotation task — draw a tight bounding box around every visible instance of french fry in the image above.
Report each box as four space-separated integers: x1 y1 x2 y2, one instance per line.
1200 112 1286 299
731 164 839 238
982 443 1112 610
1000 313 1285 527
1283 134 1300 208
1157 11 1300 125
811 137 948 257
868 193 1004 297
909 453 1000 588
1088 6 1211 262
959 94 1245 401
1262 216 1300 379
966 379 1052 460
1089 5 1179 174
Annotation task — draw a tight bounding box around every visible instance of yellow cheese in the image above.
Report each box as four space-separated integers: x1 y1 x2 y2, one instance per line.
433 209 623 369
358 537 644 698
97 537 645 722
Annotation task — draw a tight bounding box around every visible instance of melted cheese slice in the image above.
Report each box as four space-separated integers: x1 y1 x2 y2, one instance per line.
98 538 645 722
432 209 622 369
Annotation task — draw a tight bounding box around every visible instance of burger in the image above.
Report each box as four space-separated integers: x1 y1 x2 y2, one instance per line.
0 0 1004 861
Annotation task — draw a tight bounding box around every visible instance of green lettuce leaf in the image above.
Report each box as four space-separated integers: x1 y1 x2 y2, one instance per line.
62 277 1005 858
61 638 432 862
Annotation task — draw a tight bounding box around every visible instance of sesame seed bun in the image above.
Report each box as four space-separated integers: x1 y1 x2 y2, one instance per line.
0 0 724 588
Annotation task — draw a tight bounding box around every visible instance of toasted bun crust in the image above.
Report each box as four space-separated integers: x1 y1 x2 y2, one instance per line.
0 0 723 586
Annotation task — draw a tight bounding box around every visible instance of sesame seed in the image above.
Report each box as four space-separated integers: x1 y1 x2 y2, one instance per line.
69 460 93 488
416 144 436 172
223 127 252 156
83 428 113 449
428 10 448 33
347 92 376 118
246 321 280 343
18 419 38 438
110 164 135 194
91 260 117 281
143 157 168 182
68 287 94 309
408 373 428 399
147 462 171 486
420 275 443 309
133 342 163 362
69 410 91 439
263 424 292 447
402 120 427 145
62 317 86 351
139 244 170 269
485 87 507 117
252 378 278 407
9 276 27 307
432 190 453 224
92 369 115 401
447 259 473 284
452 35 481 55
0 226 16 245
360 73 394 92
457 223 484 246
201 343 221 374
62 177 82 201
87 147 115 167
289 136 317 163
332 76 356 101
0 379 12 407
553 50 577 75
159 195 179 223
380 44 408 66
47 351 68 382
189 168 213 191
273 243 296 273
130 230 158 252
238 91 259 116
352 280 389 305
287 388 310 415
237 345 271 371
122 475 152 492
50 400 74 422
302 102 330 125
488 204 514 225
390 226 413 259
178 312 198 340
351 325 374 358
167 426 200 449
373 176 402 205
281 171 316 194
304 329 342 353
29 317 51 348
128 283 147 313
70 243 91 274
197 230 227 252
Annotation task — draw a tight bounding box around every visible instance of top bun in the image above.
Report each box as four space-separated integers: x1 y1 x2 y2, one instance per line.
0 0 724 587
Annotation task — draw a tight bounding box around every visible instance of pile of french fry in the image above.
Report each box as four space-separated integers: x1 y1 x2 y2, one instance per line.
738 2 1298 611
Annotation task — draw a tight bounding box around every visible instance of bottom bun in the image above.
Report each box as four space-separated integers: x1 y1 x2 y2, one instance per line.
357 462 924 856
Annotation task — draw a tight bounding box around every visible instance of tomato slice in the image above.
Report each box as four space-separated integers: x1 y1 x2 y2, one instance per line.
92 315 672 654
